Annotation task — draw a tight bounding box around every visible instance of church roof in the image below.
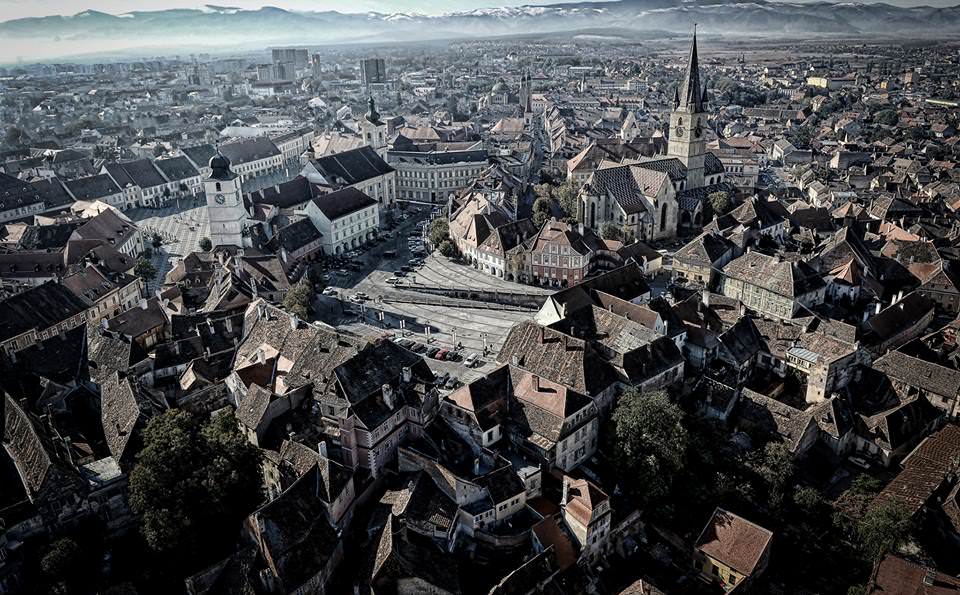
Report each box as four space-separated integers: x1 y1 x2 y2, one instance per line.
677 31 705 113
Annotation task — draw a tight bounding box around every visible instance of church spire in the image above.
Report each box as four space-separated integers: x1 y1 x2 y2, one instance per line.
677 25 704 113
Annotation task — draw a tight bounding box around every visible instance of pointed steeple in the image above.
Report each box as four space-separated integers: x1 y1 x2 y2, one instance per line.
677 25 704 113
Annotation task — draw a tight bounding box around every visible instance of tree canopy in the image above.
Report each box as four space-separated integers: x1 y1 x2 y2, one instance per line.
429 218 450 246
283 282 312 319
129 410 262 568
609 390 687 513
134 258 156 283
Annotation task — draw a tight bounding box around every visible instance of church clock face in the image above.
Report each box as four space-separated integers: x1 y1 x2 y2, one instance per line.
675 126 684 138
215 193 225 205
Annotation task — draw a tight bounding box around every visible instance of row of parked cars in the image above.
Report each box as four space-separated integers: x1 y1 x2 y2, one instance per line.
390 336 482 368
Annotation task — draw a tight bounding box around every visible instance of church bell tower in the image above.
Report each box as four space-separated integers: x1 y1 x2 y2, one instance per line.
667 28 709 189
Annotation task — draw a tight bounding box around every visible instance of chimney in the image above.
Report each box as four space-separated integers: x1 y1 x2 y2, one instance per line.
511 354 520 366
533 374 540 391
473 458 480 476
382 383 395 409
539 325 546 344
318 440 328 459
875 301 883 315
702 291 711 308
139 298 148 310
561 476 570 506
290 312 300 330
402 366 412 383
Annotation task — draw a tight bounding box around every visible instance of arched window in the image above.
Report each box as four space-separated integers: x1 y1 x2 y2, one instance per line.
589 202 596 229
215 182 221 191
660 203 669 232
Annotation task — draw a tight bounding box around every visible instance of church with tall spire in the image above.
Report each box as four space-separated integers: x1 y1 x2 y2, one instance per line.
667 27 710 189
576 30 731 241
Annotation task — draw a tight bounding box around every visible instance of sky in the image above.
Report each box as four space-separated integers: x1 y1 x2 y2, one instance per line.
0 0 602 20
0 0 953 20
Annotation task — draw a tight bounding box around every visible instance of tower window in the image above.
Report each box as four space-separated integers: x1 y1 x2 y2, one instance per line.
215 182 221 191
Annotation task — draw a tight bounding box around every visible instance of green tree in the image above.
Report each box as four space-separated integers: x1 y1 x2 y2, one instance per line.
532 197 552 227
553 180 579 218
134 257 157 283
600 223 624 241
609 390 687 516
151 233 163 248
129 410 262 566
429 218 450 246
41 537 82 589
283 282 312 319
757 441 794 511
199 237 213 252
856 500 913 562
4 126 23 146
874 109 898 126
706 191 734 219
794 485 825 517
438 239 456 257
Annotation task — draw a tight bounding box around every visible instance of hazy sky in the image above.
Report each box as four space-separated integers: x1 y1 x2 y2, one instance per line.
0 0 952 20
0 0 603 20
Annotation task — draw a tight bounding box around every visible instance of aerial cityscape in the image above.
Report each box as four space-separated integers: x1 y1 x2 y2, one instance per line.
1 1 959 594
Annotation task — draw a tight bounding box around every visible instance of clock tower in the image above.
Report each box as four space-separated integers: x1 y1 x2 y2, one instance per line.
205 150 248 248
667 29 708 189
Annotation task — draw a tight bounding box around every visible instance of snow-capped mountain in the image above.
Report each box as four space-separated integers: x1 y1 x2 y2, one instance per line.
1 0 959 60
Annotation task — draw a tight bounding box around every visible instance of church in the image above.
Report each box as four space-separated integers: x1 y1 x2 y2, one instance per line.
577 32 733 242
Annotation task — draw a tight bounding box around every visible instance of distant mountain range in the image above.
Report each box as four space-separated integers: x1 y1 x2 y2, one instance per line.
3 1 960 61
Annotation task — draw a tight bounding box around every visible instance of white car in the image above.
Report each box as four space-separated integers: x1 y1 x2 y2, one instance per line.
464 353 480 368
385 277 403 285
321 287 338 297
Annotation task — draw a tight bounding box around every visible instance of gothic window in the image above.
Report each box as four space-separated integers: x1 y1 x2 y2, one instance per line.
660 202 669 232
677 117 683 127
215 182 221 191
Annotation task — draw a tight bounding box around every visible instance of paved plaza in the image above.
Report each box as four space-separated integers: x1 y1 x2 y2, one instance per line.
128 197 210 293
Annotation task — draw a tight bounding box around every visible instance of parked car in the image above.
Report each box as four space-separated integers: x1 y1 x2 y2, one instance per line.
321 287 338 297
386 277 402 285
383 250 397 258
434 371 449 386
848 456 871 470
444 376 459 390
426 347 441 358
409 342 426 353
355 292 369 300
464 353 480 367
434 349 448 360
446 351 461 362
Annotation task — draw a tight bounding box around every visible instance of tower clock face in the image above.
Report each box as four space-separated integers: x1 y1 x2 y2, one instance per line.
215 193 225 205
675 126 685 138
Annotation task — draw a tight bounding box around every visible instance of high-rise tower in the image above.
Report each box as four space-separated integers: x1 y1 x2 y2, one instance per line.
205 151 248 248
667 29 709 189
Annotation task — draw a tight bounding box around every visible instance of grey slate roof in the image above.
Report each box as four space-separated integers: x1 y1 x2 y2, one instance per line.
65 174 121 200
309 145 394 186
311 187 378 221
